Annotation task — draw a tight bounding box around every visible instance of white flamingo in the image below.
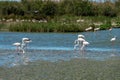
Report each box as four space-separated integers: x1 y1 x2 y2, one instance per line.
74 35 85 50
78 34 85 38
79 40 89 57
109 27 112 31
110 36 116 42
13 38 31 54
21 38 32 53
110 36 116 57
80 41 89 51
12 42 22 66
13 42 21 53
13 38 32 66
74 39 80 50
110 36 116 46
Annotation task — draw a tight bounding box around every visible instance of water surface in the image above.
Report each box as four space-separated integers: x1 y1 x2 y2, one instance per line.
0 28 120 67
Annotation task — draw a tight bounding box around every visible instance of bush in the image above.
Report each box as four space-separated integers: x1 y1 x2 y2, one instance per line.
100 21 111 30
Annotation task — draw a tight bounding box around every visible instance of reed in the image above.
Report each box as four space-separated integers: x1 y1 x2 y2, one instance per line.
2 16 119 32
9 22 88 32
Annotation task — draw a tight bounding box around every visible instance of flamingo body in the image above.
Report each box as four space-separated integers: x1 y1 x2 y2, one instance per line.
83 41 89 45
80 41 89 50
78 34 85 38
78 38 85 42
109 28 112 31
13 42 21 46
110 36 116 42
13 37 32 54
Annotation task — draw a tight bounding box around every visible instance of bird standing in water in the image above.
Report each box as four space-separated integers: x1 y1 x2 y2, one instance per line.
80 41 89 51
13 37 32 54
74 34 89 53
110 36 117 57
21 38 32 53
74 34 85 50
110 36 116 42
13 42 21 53
12 37 32 65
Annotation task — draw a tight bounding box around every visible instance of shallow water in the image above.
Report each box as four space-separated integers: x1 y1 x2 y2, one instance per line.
0 28 120 67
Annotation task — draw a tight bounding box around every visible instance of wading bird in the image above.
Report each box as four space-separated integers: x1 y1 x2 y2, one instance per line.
13 38 32 54
74 34 90 56
80 41 89 51
21 38 32 53
12 38 32 66
109 27 112 31
78 34 85 38
74 34 85 50
13 42 21 53
110 36 116 57
110 36 116 42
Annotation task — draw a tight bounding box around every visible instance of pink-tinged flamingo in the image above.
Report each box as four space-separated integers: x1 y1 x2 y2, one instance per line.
13 42 21 53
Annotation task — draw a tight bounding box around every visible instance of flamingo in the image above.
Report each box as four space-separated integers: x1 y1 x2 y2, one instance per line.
13 38 31 66
13 42 21 53
110 36 116 56
78 37 85 42
21 38 32 53
110 36 116 42
74 39 80 50
78 34 85 38
109 27 112 31
80 41 89 51
74 34 86 50
13 38 32 54
12 42 22 65
110 36 117 48
74 37 85 50
79 40 89 57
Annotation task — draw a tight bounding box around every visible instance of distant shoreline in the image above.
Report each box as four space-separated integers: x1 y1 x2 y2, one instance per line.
0 16 120 33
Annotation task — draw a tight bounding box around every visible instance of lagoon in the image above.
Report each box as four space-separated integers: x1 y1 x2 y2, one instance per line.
0 28 120 67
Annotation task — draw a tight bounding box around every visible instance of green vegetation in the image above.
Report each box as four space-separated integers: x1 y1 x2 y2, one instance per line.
0 58 120 80
8 19 86 32
4 16 120 32
0 0 119 18
0 0 120 32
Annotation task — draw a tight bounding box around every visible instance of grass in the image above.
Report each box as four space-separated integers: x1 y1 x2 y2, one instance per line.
0 58 120 80
9 21 86 32
0 16 120 32
0 23 5 30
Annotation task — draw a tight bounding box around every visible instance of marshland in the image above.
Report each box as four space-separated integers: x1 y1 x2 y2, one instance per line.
0 0 120 80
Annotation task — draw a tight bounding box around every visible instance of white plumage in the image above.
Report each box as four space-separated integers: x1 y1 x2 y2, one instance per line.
78 38 86 42
83 41 89 45
74 34 89 51
110 36 116 42
109 27 112 31
78 34 85 38
13 37 32 54
80 41 89 50
13 42 21 53
13 42 21 46
74 34 85 50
